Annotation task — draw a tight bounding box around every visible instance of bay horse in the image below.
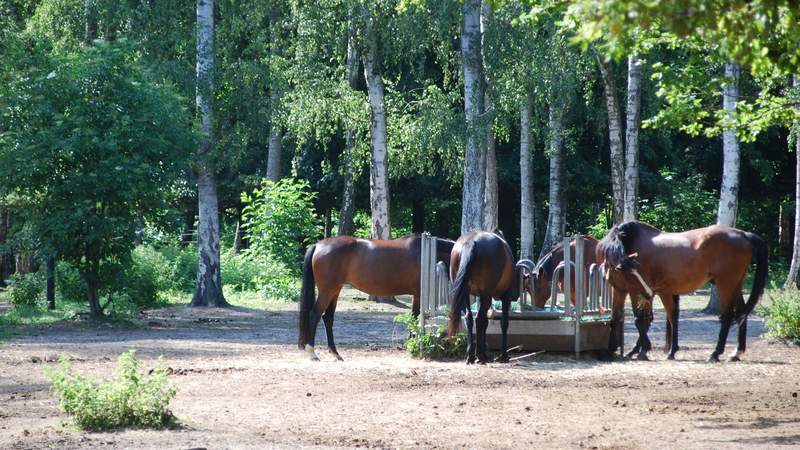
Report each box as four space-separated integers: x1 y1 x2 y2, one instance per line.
298 234 454 361
598 221 768 362
530 236 642 360
447 230 519 364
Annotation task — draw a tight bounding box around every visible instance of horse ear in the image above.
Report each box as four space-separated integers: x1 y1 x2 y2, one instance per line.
492 228 506 239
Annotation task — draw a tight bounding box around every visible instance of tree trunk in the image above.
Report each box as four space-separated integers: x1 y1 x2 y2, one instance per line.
86 279 101 317
337 20 359 237
191 0 227 308
266 117 282 181
181 200 197 246
519 94 535 260
480 1 498 231
46 256 55 310
706 62 741 313
233 208 244 254
460 0 485 234
266 13 283 181
539 106 565 259
324 208 333 238
623 56 642 222
362 21 391 242
598 57 624 224
0 208 12 286
412 195 425 233
785 74 800 288
83 0 96 45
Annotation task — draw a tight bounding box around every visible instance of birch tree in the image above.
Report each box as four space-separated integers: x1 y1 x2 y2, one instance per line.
623 55 642 222
540 106 565 258
338 18 359 236
786 75 800 287
191 0 227 307
266 10 283 181
481 0 498 231
717 62 741 227
519 94 535 260
362 11 390 240
460 0 485 234
598 57 624 224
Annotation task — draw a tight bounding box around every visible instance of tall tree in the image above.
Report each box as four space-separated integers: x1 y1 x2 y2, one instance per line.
519 94 535 260
786 75 800 288
362 10 390 241
266 9 283 182
191 0 227 307
623 55 642 222
481 0 498 231
337 15 359 237
598 57 624 224
717 62 741 227
460 0 485 233
540 105 565 257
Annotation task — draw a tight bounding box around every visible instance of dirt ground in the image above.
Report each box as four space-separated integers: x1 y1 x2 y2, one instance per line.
1 289 799 450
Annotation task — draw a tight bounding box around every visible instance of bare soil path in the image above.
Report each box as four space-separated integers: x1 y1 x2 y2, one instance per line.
1 291 799 450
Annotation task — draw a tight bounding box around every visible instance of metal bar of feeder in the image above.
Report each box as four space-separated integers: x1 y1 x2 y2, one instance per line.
588 263 597 312
563 237 571 317
574 235 583 355
419 233 430 336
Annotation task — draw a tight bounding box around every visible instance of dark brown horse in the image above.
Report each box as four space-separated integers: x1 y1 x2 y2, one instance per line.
298 234 454 361
447 230 519 364
598 221 768 362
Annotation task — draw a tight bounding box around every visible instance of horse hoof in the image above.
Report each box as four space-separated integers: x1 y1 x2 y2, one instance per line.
727 355 741 362
597 352 614 362
625 350 638 359
495 355 510 364
466 357 476 365
636 353 649 361
707 354 720 363
305 345 320 362
477 359 488 365
667 354 676 361
331 352 344 362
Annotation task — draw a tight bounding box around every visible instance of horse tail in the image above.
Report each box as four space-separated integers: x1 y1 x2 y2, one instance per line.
448 240 476 337
738 232 768 321
298 244 316 349
598 222 639 272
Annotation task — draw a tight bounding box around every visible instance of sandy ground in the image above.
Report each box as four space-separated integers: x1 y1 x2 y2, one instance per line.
1 289 799 450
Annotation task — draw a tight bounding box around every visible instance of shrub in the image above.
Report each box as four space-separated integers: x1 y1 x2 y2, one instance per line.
115 246 173 308
222 250 300 302
394 312 465 360
45 350 176 431
7 272 45 308
759 289 800 344
241 178 321 272
56 261 86 303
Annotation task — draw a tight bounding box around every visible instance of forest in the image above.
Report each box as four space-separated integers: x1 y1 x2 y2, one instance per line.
1 0 799 316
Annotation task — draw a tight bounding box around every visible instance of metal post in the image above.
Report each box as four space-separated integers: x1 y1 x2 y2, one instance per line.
563 237 571 316
419 233 430 338
574 235 583 355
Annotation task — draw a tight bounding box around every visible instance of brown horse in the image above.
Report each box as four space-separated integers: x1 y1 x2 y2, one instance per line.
530 236 642 360
598 221 768 362
298 234 454 361
447 230 519 364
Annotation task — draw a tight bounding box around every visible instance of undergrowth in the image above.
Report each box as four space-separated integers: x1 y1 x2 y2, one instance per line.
759 289 800 344
45 350 177 431
394 312 465 360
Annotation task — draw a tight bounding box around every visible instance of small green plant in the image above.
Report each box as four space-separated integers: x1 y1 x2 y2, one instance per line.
45 350 177 431
759 289 800 344
394 312 466 360
7 272 45 308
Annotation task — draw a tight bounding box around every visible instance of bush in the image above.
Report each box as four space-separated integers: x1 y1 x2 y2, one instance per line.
222 250 300 302
759 289 800 344
394 312 465 360
115 246 173 307
7 272 45 308
156 245 197 293
45 350 176 431
241 178 321 272
56 261 86 303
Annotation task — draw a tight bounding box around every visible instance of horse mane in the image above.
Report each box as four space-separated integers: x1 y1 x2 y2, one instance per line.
598 221 641 271
534 240 565 277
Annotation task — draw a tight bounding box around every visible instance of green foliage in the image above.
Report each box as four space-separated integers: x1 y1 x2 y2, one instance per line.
45 350 177 431
637 170 717 232
241 178 321 272
155 245 198 293
759 289 800 344
0 40 194 314
393 312 465 360
7 272 45 308
221 250 299 302
56 261 86 303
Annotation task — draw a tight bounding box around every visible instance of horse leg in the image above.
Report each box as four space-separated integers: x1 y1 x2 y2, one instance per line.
625 293 644 359
496 298 511 363
305 287 337 361
603 287 626 360
709 284 737 362
632 298 653 361
322 296 344 361
465 305 476 365
667 295 680 360
728 291 747 362
475 297 490 364
412 294 420 317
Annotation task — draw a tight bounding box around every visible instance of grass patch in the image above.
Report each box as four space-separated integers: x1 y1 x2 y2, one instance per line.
45 350 177 431
394 312 466 360
758 289 800 344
